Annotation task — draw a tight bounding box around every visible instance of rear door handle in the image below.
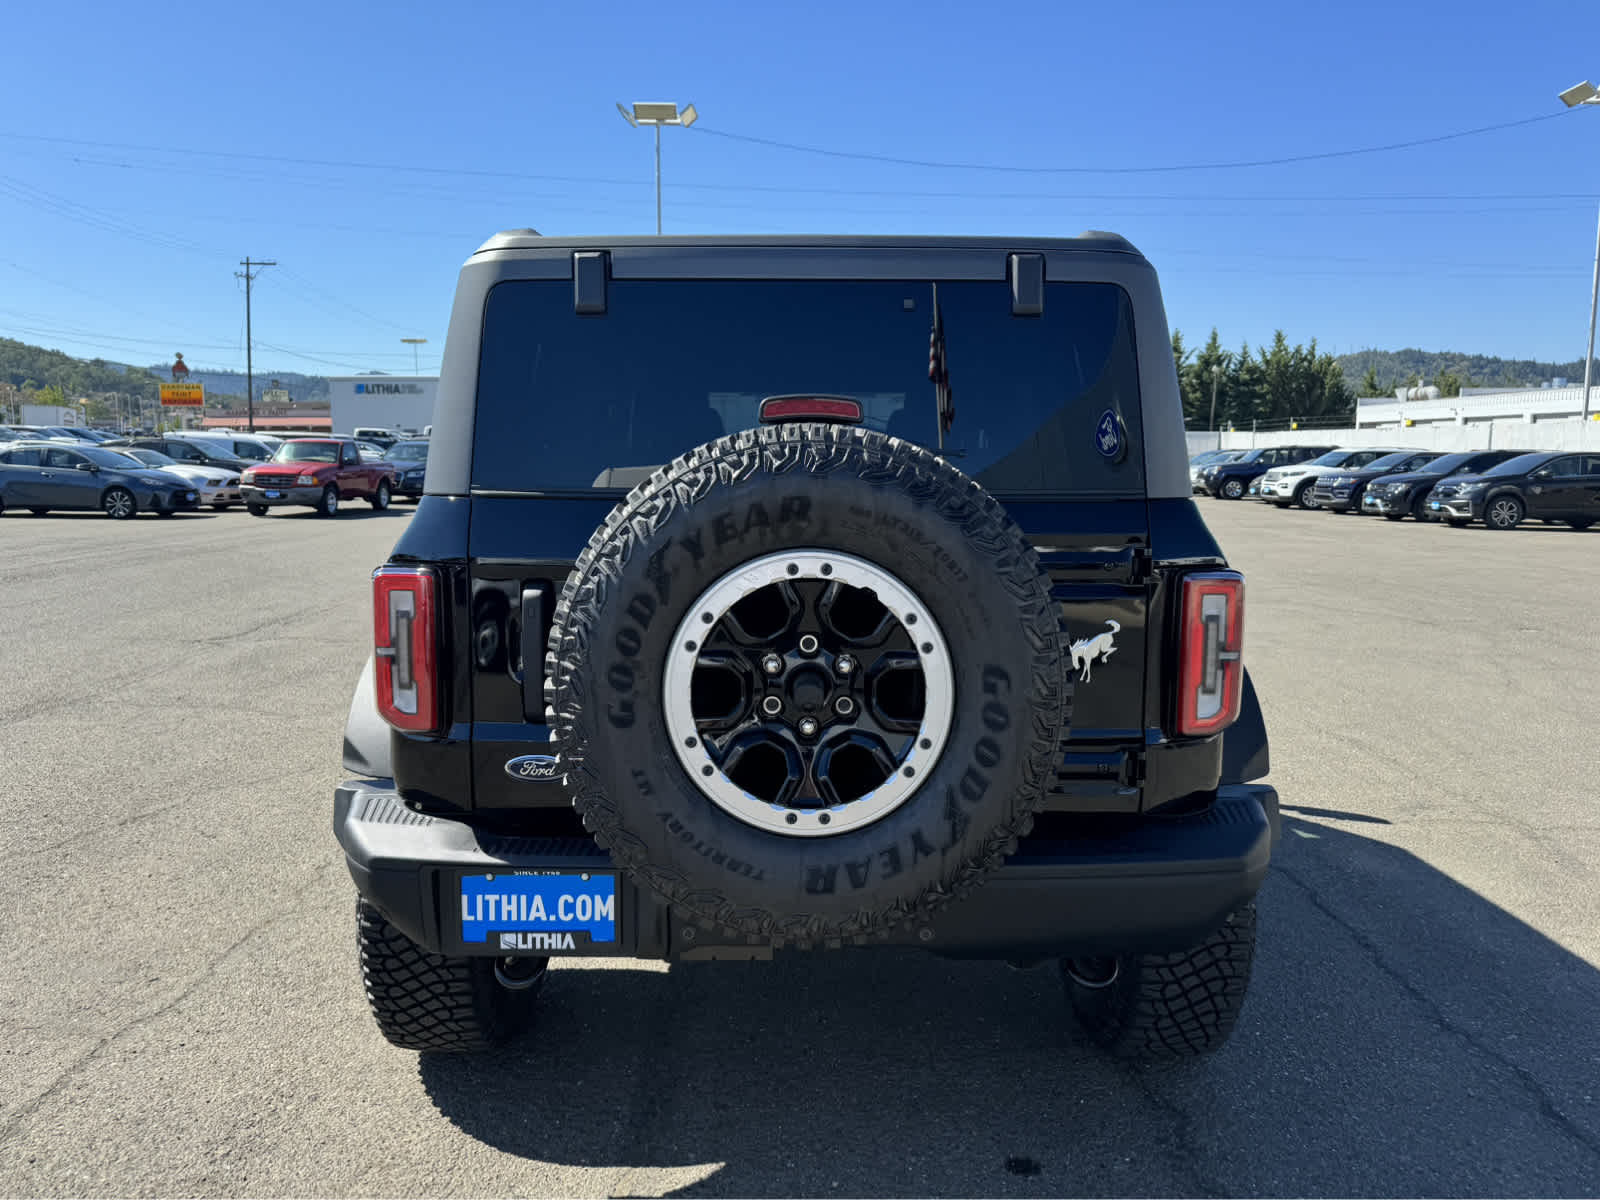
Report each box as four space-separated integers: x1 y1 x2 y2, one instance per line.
519 584 550 722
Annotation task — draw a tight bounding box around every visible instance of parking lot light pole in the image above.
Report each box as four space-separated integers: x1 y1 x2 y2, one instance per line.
1209 364 1221 437
1559 81 1600 422
401 338 427 374
616 102 699 234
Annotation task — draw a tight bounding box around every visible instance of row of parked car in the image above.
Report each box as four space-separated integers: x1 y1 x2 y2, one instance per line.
0 426 430 520
1190 445 1600 531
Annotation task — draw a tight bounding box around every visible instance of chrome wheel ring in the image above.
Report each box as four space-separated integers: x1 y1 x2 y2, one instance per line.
662 550 953 838
1490 499 1519 528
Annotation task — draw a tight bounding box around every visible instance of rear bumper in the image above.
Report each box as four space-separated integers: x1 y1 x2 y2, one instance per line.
334 779 1279 961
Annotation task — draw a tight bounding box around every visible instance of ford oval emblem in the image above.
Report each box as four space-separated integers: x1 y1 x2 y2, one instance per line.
505 755 560 782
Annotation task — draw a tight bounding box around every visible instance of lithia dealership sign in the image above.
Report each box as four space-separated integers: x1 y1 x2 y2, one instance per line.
354 382 425 395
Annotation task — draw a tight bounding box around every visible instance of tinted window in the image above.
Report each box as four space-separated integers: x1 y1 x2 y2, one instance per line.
2 448 41 466
390 441 430 462
1583 456 1600 477
164 441 206 461
473 279 1146 496
272 442 340 463
1485 454 1552 476
43 448 85 468
1543 456 1582 477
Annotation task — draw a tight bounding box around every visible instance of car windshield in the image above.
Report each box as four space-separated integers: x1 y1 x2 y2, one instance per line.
127 449 178 467
1484 453 1550 476
1419 453 1474 474
1363 452 1415 471
390 441 429 462
272 441 340 463
1308 450 1359 466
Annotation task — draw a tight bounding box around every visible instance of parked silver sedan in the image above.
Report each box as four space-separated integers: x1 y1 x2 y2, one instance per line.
119 448 242 510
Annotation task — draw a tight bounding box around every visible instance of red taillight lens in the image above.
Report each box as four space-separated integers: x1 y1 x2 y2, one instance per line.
373 566 439 733
1177 571 1244 737
758 395 864 424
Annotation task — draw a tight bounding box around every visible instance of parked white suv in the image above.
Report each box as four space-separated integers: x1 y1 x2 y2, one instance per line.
1256 447 1415 509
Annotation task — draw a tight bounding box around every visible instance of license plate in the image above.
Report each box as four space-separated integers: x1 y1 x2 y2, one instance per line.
459 870 616 949
263 490 282 499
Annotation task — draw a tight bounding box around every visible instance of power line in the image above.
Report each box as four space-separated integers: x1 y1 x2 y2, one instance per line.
689 111 1571 174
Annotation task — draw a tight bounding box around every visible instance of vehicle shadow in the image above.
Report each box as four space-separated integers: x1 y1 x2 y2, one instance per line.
417 816 1600 1197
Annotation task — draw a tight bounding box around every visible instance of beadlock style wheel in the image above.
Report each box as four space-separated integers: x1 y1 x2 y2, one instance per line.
662 550 954 838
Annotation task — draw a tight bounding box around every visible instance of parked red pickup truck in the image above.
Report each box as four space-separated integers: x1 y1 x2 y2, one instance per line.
240 439 397 517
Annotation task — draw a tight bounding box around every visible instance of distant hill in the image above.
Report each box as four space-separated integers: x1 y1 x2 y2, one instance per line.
1337 349 1588 395
0 337 330 407
155 367 330 407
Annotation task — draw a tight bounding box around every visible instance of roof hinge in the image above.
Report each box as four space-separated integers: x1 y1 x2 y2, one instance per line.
1009 253 1044 316
573 251 609 315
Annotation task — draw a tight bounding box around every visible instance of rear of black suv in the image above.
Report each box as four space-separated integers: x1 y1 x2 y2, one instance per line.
337 234 1277 1059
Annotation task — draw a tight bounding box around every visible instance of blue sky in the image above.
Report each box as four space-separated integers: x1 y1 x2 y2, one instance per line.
3 0 1599 377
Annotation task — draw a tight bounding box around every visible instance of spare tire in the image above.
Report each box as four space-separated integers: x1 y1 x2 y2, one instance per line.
545 423 1070 946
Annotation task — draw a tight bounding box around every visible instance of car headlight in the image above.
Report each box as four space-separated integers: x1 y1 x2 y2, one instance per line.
296 473 320 485
1458 481 1487 494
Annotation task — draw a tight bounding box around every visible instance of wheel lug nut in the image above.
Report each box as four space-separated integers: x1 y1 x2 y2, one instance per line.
836 655 856 676
761 696 783 716
798 634 820 655
798 717 819 738
834 696 855 715
762 653 783 676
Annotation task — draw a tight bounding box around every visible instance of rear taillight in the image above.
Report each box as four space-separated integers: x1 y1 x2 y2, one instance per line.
373 566 439 733
1177 570 1244 737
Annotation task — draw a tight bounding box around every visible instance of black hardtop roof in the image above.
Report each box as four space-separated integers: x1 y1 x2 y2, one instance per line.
472 230 1144 259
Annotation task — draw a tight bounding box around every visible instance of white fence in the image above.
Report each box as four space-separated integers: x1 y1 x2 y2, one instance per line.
1186 417 1598 458
1355 384 1593 429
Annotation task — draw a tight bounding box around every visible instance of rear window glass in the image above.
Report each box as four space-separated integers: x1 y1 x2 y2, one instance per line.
472 279 1145 496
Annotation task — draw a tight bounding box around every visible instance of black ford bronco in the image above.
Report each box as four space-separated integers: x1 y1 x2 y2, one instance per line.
337 233 1276 1060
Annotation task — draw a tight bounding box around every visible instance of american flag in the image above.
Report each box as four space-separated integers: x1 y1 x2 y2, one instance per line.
928 285 954 434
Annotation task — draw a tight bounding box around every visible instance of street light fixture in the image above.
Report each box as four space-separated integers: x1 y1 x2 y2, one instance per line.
1560 81 1600 422
616 100 699 235
400 337 427 374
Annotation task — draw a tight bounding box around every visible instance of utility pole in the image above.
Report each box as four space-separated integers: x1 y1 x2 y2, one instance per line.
236 257 276 432
1209 364 1221 438
1583 201 1599 424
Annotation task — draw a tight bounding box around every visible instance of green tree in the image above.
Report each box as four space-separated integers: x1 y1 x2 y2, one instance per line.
1188 328 1232 429
1360 364 1381 396
1435 371 1462 398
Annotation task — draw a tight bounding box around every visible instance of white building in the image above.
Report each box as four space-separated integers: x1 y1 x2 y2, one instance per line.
1354 384 1592 430
328 375 438 436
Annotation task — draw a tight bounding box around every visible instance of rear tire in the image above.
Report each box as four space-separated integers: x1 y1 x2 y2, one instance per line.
318 485 340 518
356 898 544 1052
1568 519 1595 531
1064 902 1257 1060
1411 492 1432 521
212 503 233 512
1383 513 1405 522
29 507 49 516
247 503 269 517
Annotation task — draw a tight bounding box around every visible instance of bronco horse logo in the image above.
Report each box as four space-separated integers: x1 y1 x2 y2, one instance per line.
1070 619 1120 682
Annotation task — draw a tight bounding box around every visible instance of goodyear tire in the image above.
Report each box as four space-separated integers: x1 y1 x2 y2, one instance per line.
545 424 1069 946
357 899 543 1052
1063 902 1257 1059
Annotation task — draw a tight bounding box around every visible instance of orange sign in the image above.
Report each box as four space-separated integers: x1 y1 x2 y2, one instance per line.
159 383 205 407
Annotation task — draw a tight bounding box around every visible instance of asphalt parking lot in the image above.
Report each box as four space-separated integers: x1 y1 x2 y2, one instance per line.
2 500 1598 1198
